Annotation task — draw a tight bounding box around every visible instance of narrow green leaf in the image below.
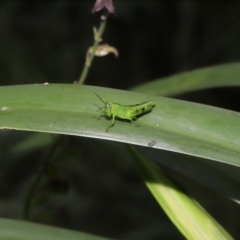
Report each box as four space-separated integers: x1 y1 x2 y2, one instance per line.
131 62 240 96
0 84 240 167
11 132 54 153
0 218 110 240
127 144 234 240
142 148 240 204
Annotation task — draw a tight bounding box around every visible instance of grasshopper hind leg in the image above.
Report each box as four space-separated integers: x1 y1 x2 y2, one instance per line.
131 117 139 127
119 116 139 127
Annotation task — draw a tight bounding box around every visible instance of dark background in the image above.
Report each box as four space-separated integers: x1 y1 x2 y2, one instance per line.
0 1 240 239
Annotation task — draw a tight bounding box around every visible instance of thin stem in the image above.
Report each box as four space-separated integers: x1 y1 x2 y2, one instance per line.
78 12 109 85
23 135 63 220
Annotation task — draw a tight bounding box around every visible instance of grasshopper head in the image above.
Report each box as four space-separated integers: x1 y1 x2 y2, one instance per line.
94 92 112 117
104 102 113 117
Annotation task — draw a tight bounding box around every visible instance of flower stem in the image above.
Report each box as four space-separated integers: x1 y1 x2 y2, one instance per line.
78 12 109 85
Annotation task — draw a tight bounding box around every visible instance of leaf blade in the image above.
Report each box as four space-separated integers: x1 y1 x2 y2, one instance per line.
127 145 234 240
131 62 240 96
0 218 110 240
0 84 240 167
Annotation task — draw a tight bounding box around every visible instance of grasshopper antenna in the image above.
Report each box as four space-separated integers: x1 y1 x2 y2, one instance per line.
97 106 105 111
93 92 106 105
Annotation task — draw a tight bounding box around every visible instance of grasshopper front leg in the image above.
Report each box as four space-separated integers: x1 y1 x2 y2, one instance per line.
94 111 105 120
106 115 116 133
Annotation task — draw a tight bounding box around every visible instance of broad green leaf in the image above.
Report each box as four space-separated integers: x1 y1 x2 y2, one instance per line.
131 62 240 96
0 218 109 240
0 84 240 167
127 145 233 240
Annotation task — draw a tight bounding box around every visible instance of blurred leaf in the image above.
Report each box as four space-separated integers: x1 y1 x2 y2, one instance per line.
0 218 110 240
127 145 234 240
131 62 240 96
141 147 240 204
11 132 54 153
0 84 240 168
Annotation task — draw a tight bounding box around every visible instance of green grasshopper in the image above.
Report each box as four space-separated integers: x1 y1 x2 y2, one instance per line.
94 92 156 132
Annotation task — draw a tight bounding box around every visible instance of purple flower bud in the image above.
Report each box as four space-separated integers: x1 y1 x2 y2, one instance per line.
92 0 115 13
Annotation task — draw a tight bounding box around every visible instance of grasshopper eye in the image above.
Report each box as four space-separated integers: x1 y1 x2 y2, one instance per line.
108 103 112 110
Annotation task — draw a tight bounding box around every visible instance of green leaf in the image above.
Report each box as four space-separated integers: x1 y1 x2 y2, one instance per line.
11 132 55 153
127 145 234 240
0 218 110 240
142 148 240 204
131 62 240 96
0 84 240 167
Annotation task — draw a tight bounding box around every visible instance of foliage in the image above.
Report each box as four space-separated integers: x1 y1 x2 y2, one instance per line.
1 1 240 240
